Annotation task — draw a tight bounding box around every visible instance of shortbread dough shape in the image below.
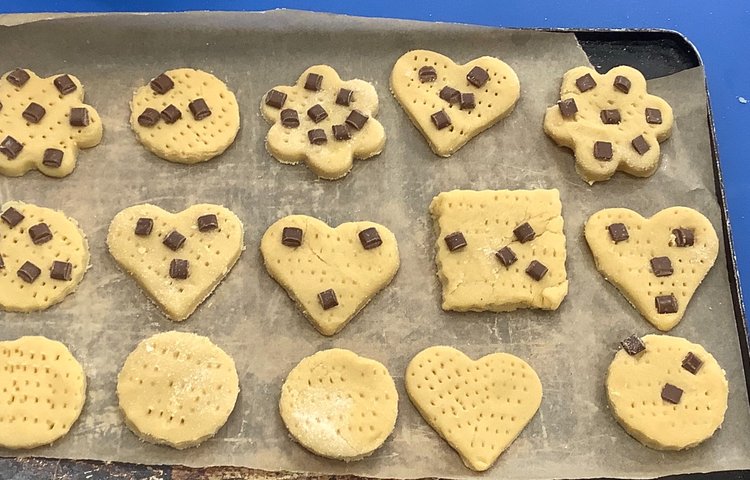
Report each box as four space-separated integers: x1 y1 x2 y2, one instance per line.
390 50 520 157
585 207 718 331
429 189 568 312
406 346 542 472
0 336 86 449
544 65 674 183
279 348 398 461
106 203 244 321
0 69 102 177
260 215 400 336
607 334 728 450
117 331 239 449
0 201 90 312
261 65 386 180
130 68 240 164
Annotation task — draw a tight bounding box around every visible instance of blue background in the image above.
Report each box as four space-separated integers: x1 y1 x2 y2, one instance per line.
4 0 750 308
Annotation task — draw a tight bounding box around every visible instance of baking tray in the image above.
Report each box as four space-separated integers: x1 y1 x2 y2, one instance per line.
0 10 749 480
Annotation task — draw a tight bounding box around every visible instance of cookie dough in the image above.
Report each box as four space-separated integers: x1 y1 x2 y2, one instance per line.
543 65 674 184
607 334 728 450
0 336 86 449
0 69 102 177
390 50 520 157
429 189 568 312
260 215 400 336
117 331 240 449
279 348 398 461
0 201 90 312
129 68 240 164
406 346 542 472
261 65 386 180
106 203 244 321
585 207 718 331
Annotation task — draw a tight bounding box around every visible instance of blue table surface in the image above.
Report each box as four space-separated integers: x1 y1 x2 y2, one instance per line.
3 0 750 312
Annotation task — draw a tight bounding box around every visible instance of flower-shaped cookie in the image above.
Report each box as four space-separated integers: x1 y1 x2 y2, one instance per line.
544 66 673 184
261 65 386 180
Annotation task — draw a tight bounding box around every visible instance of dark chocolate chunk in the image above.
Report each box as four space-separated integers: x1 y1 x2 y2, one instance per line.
345 110 369 130
525 260 548 281
6 69 29 88
160 104 181 124
650 256 674 277
188 98 211 120
169 259 190 279
28 223 53 245
197 214 219 232
134 217 153 236
655 294 679 314
576 73 597 92
332 124 351 141
358 227 382 250
439 86 461 104
613 75 631 93
137 108 161 127
265 89 287 109
280 109 300 128
466 66 489 88
0 136 23 159
22 102 46 123
150 73 174 94
304 73 323 91
162 230 186 251
631 135 650 155
513 222 535 243
444 232 467 252
50 260 72 281
682 352 704 375
281 227 303 247
431 110 451 130
495 246 517 267
419 66 438 83
672 228 695 247
600 109 621 124
318 288 339 310
42 148 63 168
0 253 4 269
661 383 683 404
69 107 90 127
308 128 327 145
307 104 328 123
336 88 353 106
1 207 24 227
53 74 77 95
459 92 475 110
621 334 646 356
17 261 41 283
557 98 578 118
645 108 663 124
608 223 629 243
594 141 613 160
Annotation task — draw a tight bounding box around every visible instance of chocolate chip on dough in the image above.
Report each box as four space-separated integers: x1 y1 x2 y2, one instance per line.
439 86 461 104
160 105 181 124
513 222 535 243
613 75 631 93
621 334 646 356
431 110 451 130
332 124 351 141
661 383 683 404
672 228 695 247
336 88 353 106
600 109 621 124
557 98 578 118
594 141 613 160
345 110 369 130
0 136 23 159
150 73 174 94
304 73 323 91
466 66 489 88
281 227 303 247
188 98 212 121
134 218 153 236
645 108 663 124
632 135 650 155
318 288 339 310
308 129 327 145
169 259 190 279
54 74 77 95
42 149 63 168
459 92 475 110
265 89 287 109
682 352 704 375
495 246 517 267
22 102 46 123
650 256 674 277
608 223 629 243
419 66 438 83
1 207 24 227
17 261 41 283
29 223 53 245
576 73 596 92
280 109 300 128
307 104 328 123
69 107 90 127
444 232 467 251
6 69 30 88
525 260 548 281
50 261 73 281
163 230 186 251
197 214 219 232
138 108 161 127
655 294 678 314
358 227 382 250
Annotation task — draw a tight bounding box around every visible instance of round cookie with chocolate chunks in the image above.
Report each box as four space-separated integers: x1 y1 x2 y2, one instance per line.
606 334 728 450
129 69 240 164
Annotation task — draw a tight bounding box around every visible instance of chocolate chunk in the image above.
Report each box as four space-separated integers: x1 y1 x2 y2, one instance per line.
621 334 646 356
280 109 300 128
576 73 597 92
600 109 621 124
0 136 23 159
17 261 41 283
308 129 327 145
137 108 161 127
162 230 186 251
419 66 438 83
444 232 467 251
594 141 613 160
358 227 382 250
6 69 29 88
645 108 663 124
525 260 548 281
557 98 578 118
28 223 53 245
188 98 211 120
22 102 46 123
650 256 674 277
608 223 629 243
50 260 72 281
304 73 323 91
513 222 535 243
318 288 339 309
439 86 461 104
0 253 4 269
655 294 678 314
495 246 517 267
613 75 631 93
169 259 189 279
54 74 77 95
307 104 328 123
160 105 181 124
281 227 303 247
631 135 650 155
661 383 683 404
1 207 24 227
134 217 153 236
682 352 704 375
431 110 451 130
345 110 369 130
672 228 695 247
197 214 219 232
336 88 353 106
332 124 350 141
150 73 174 94
69 107 89 127
459 92 475 110
265 89 287 109
466 66 489 88
42 148 63 168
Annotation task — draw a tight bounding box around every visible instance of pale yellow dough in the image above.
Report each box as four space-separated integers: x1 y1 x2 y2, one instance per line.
390 50 520 157
129 68 240 164
279 348 398 461
585 207 718 331
543 65 674 183
429 189 568 312
0 69 102 177
406 346 542 472
606 334 728 450
117 331 240 449
0 336 86 449
0 201 89 312
260 215 400 336
260 65 386 180
106 203 244 321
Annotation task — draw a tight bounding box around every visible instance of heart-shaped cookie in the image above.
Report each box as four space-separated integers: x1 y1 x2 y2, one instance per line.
391 50 520 157
260 215 400 336
585 207 719 331
405 346 543 472
107 204 244 321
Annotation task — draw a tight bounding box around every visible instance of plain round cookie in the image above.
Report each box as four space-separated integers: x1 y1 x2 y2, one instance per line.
117 331 240 449
606 334 728 450
0 336 86 449
279 348 398 461
129 68 240 164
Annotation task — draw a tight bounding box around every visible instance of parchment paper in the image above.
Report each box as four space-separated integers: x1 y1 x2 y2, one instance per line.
0 10 749 480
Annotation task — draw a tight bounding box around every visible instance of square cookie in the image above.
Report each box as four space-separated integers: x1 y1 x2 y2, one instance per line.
429 189 568 311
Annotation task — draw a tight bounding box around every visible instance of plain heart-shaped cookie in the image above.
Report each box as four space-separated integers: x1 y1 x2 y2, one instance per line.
406 346 543 472
260 215 400 336
107 203 244 321
585 207 719 331
390 50 520 157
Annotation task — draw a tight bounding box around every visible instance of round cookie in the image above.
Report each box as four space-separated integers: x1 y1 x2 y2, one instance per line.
0 336 86 449
129 69 240 164
606 334 728 450
117 331 240 449
279 348 398 461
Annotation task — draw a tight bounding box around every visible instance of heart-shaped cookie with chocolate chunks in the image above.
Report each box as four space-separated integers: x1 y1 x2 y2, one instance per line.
107 204 244 321
260 215 400 336
584 207 719 331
